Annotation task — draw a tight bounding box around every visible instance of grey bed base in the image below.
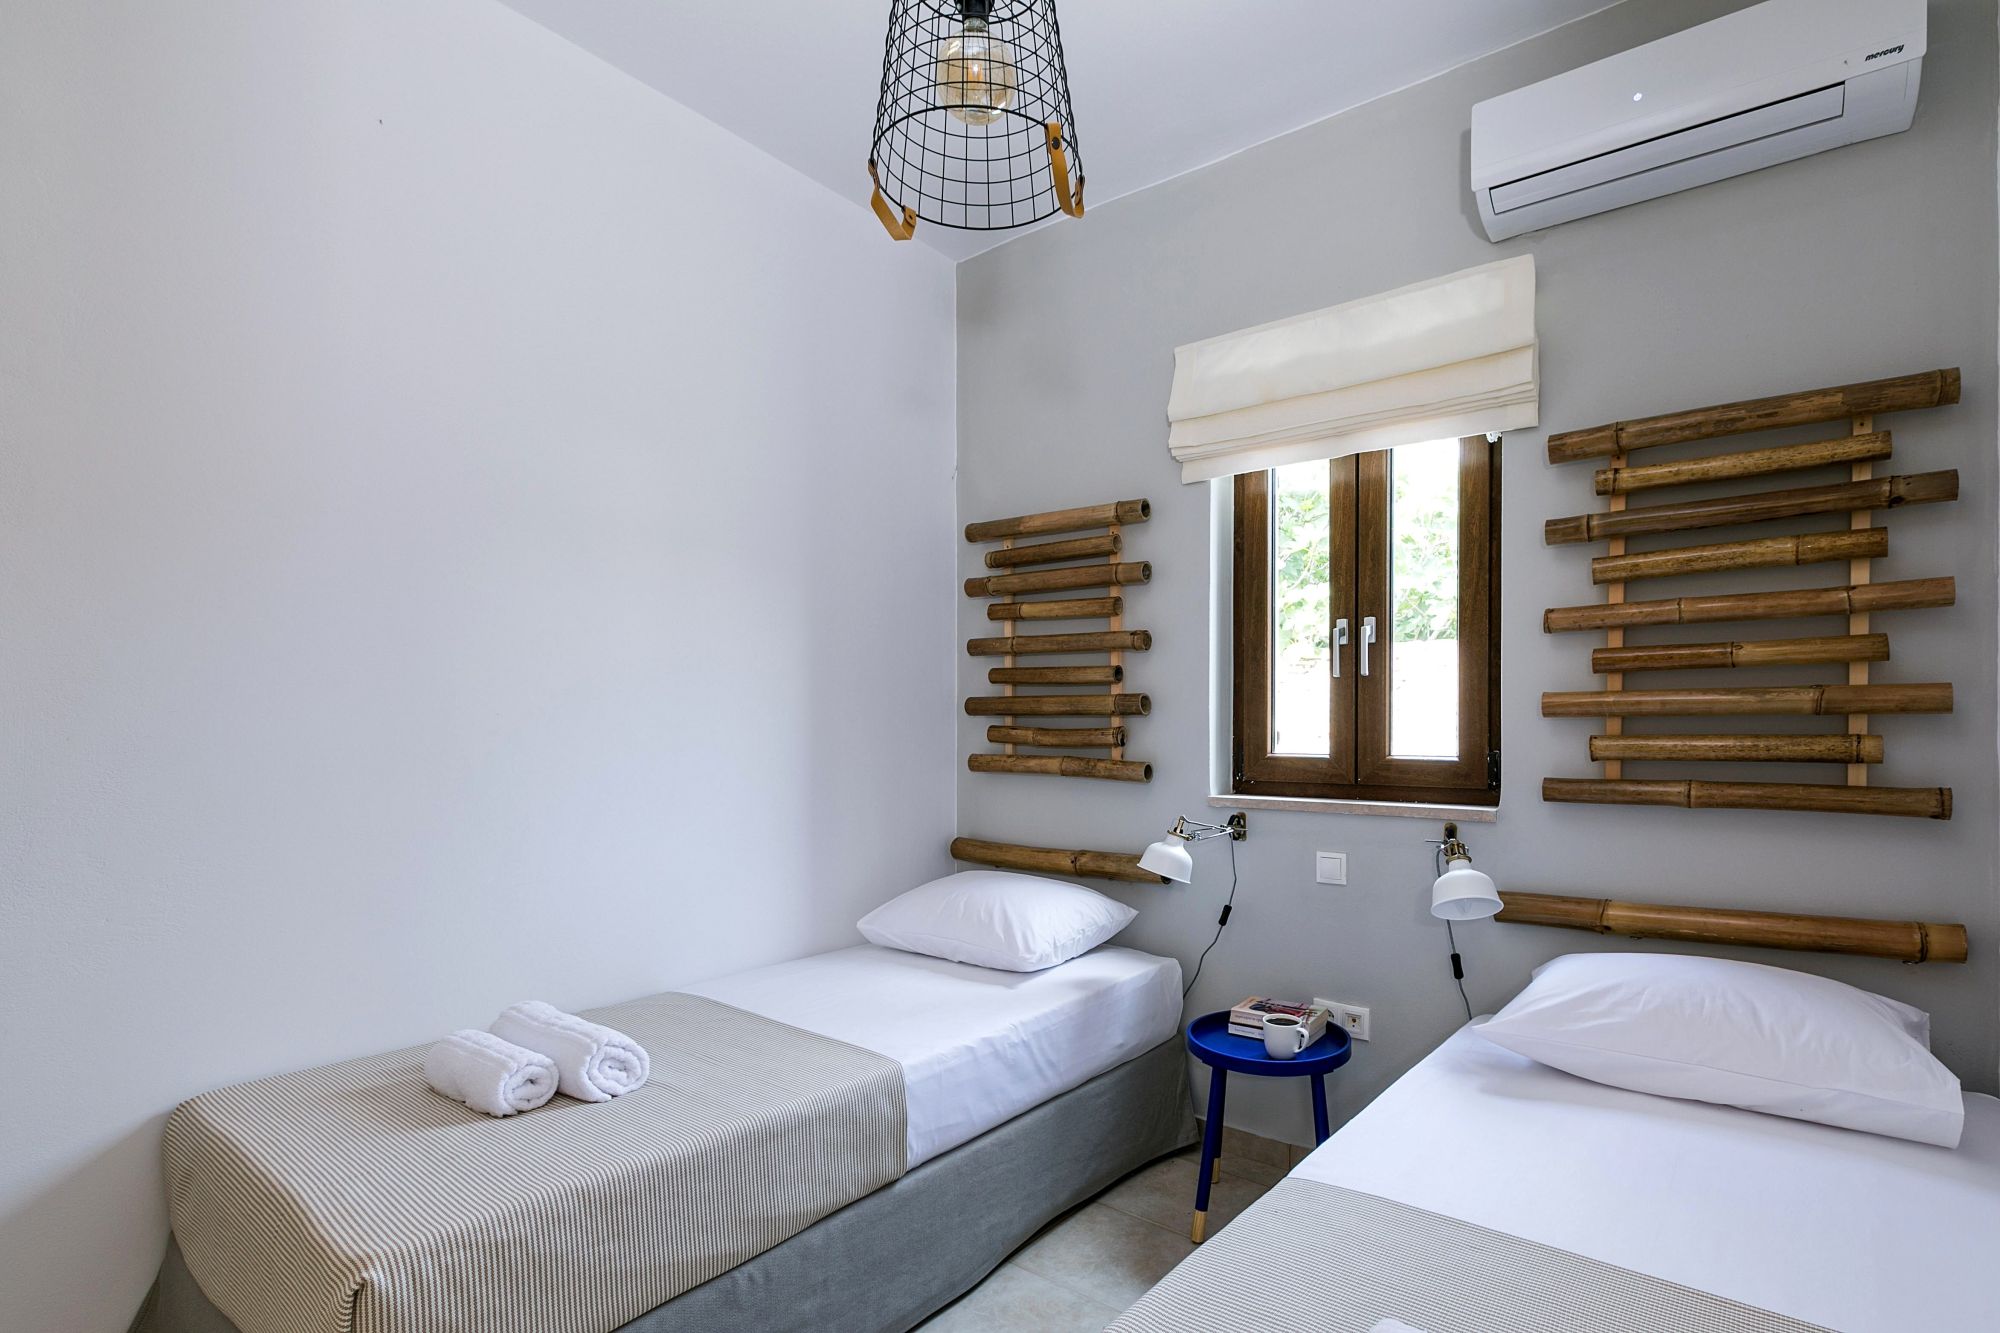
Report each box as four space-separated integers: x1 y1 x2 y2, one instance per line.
130 1035 1195 1333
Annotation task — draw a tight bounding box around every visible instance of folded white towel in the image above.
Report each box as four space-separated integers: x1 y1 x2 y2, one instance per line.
1369 1321 1430 1333
423 1029 559 1117
491 1000 650 1102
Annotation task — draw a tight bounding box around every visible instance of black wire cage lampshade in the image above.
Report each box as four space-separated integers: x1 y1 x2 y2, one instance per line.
868 0 1084 240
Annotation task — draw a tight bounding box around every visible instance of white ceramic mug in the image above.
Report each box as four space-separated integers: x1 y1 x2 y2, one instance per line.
1262 1013 1311 1060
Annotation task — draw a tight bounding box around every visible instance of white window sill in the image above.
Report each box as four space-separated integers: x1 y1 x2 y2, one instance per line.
1208 793 1498 823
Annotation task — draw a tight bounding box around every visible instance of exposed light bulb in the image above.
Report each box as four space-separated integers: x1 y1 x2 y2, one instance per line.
935 16 1018 126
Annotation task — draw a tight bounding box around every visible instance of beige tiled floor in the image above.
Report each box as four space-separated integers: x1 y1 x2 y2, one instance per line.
914 1143 1281 1332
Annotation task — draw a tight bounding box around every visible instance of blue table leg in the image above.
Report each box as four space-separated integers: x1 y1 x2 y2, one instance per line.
1310 1073 1330 1145
1193 1068 1226 1243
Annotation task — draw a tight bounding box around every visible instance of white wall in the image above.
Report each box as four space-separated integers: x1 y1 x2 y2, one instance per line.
957 0 1999 1144
0 3 957 1330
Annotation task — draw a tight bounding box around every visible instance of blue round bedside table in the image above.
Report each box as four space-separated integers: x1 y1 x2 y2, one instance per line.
1184 1011 1352 1242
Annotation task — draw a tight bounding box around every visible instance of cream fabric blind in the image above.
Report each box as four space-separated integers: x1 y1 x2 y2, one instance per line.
1166 256 1538 483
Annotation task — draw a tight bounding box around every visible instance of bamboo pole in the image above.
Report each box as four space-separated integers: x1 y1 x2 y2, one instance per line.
1600 449 1630 777
1546 369 1960 463
988 597 1123 621
1590 530 1885 585
949 836 1165 883
1544 576 1954 633
968 754 1153 782
984 533 1120 569
1545 470 1957 545
965 499 1151 542
1590 633 1888 673
1494 890 1967 963
1105 521 1128 761
989 665 1123 685
1847 414 1878 788
1541 778 1951 819
965 694 1151 716
967 630 1151 656
966 562 1151 598
1542 682 1950 717
1587 734 1885 763
1592 432 1892 495
998 536 1017 752
986 725 1125 748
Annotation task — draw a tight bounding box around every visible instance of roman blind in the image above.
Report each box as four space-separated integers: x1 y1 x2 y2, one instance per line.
1166 255 1538 483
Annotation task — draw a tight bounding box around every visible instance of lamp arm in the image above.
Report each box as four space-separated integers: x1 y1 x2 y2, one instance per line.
1171 813 1249 843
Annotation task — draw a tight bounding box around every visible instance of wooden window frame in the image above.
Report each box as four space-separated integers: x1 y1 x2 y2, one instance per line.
1232 436 1500 806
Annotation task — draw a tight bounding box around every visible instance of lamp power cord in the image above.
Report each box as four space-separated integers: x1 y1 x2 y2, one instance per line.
1182 835 1238 999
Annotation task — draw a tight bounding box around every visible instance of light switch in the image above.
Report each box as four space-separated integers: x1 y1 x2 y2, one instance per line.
1315 851 1347 885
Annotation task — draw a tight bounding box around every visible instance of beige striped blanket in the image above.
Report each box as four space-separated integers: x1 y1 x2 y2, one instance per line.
1109 1180 1834 1333
164 993 906 1333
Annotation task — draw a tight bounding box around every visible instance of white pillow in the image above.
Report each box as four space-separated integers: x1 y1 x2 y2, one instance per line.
1477 953 1963 1148
857 870 1137 972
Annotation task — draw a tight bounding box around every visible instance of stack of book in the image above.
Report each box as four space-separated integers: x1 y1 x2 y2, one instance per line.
1228 997 1330 1043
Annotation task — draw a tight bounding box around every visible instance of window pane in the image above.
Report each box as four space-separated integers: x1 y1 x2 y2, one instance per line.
1271 461 1331 756
1388 440 1459 759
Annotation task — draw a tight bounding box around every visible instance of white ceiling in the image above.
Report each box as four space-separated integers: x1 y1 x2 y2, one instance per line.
499 0 1620 260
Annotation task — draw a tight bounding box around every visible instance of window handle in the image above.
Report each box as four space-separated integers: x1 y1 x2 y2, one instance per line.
1360 616 1377 676
1332 618 1350 678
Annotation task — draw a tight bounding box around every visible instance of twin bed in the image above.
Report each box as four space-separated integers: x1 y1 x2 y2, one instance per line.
135 874 1997 1333
1118 1022 2000 1332
133 941 1192 1333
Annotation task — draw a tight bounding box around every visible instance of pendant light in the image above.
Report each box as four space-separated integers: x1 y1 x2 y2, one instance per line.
868 0 1084 241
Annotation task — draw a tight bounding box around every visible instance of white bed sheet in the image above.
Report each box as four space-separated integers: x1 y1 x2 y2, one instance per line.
684 944 1182 1167
1293 1023 2000 1333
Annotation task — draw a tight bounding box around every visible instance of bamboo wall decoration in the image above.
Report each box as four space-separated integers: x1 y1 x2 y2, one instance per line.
1545 369 1959 462
949 837 1167 884
1590 530 1887 585
1542 368 1962 820
1495 891 1968 964
1543 470 1957 545
1543 576 1955 633
960 498 1154 784
963 562 1152 598
1589 633 1888 674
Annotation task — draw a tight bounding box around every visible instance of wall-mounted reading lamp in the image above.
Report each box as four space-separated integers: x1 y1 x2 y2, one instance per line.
1141 813 1248 997
1428 822 1501 1019
1430 822 1502 920
1139 813 1248 883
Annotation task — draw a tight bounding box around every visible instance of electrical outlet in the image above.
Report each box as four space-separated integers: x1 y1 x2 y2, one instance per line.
1315 997 1371 1042
1314 851 1347 885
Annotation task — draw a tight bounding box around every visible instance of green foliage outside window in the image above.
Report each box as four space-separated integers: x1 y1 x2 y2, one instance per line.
1274 477 1330 664
1272 447 1459 659
1392 450 1458 643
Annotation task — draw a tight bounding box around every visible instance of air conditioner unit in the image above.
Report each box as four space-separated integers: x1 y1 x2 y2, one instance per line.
1470 0 1925 242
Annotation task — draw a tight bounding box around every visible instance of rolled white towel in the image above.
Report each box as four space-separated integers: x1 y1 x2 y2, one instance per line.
491 1000 650 1102
423 1029 558 1117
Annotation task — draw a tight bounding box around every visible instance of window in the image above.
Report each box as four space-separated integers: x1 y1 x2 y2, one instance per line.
1232 436 1499 805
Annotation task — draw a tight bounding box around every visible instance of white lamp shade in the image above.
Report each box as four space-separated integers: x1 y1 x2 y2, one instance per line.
1431 858 1502 920
1139 838 1195 883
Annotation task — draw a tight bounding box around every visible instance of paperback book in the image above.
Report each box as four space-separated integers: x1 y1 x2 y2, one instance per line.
1228 996 1330 1043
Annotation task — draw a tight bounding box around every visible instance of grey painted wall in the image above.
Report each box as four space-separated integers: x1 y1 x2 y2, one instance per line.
957 0 2000 1146
0 3 956 1328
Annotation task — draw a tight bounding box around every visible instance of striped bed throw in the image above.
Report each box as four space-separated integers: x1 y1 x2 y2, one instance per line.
1109 1180 1835 1333
164 993 907 1333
